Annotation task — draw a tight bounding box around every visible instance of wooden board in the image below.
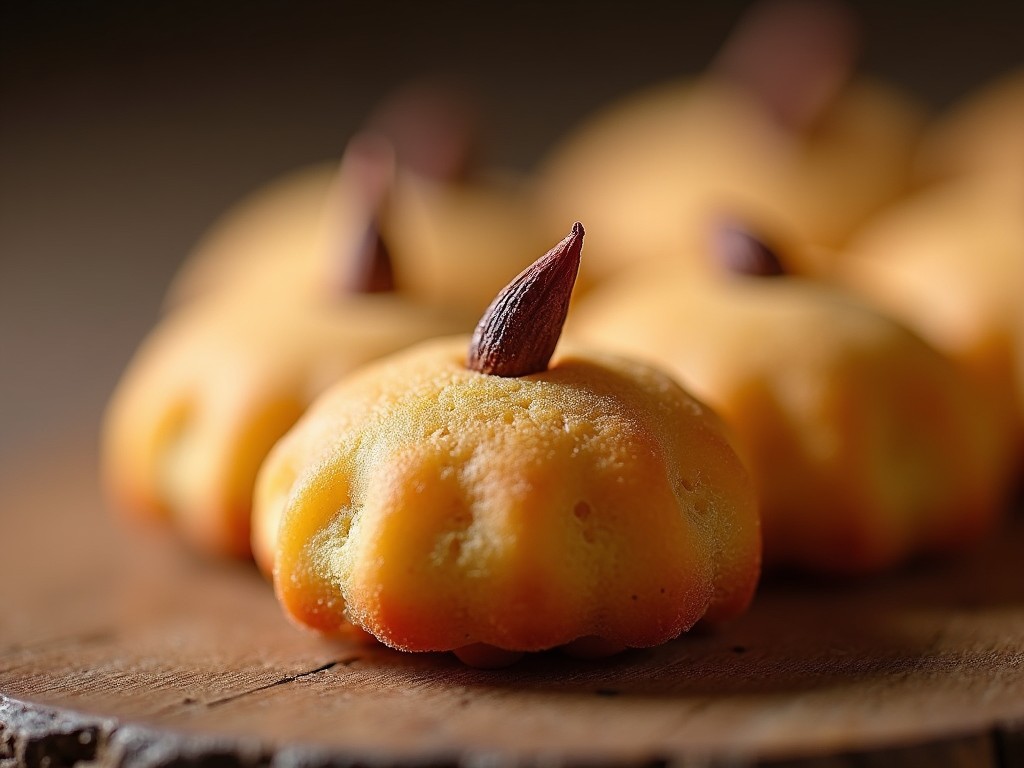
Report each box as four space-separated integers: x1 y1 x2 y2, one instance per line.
2 434 1023 767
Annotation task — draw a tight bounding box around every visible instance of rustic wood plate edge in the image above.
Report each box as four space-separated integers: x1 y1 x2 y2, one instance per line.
3 693 1022 768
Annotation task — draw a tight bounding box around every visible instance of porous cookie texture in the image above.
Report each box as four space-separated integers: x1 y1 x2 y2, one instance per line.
255 338 760 655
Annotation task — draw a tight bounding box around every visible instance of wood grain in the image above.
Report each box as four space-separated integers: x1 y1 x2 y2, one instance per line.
2 435 1023 767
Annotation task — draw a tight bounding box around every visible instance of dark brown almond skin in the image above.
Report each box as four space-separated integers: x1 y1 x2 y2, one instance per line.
467 222 584 377
342 219 395 294
329 133 397 296
366 79 480 183
332 80 479 295
712 220 786 277
711 0 859 133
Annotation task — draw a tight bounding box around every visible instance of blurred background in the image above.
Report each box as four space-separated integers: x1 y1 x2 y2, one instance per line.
2 0 1023 466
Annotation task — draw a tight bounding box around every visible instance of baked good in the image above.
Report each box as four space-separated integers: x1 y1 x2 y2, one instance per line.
536 0 924 287
167 83 549 317
254 224 760 665
164 163 337 308
569 222 1011 573
838 176 1024 465
916 69 1024 184
103 137 470 560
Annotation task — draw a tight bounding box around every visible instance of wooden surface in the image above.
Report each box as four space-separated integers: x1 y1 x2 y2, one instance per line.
2 435 1023 767
4 4 1024 766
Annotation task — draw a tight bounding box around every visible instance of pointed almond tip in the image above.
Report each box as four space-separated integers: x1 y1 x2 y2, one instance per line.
467 223 585 377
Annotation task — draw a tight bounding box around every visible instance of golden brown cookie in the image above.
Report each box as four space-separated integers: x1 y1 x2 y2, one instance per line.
254 225 760 665
167 83 549 317
838 176 1024 464
536 0 924 288
103 138 471 560
916 69 1024 184
569 224 1012 573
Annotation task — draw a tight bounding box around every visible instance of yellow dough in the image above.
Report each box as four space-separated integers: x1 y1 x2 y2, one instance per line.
569 259 1011 573
254 338 760 657
536 0 923 288
164 163 338 308
168 162 548 318
104 287 468 561
916 69 1024 184
382 170 551 317
103 138 475 560
537 75 923 288
166 80 551 314
838 176 1024 461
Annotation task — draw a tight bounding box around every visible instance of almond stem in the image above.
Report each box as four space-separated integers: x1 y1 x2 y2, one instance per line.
467 222 584 377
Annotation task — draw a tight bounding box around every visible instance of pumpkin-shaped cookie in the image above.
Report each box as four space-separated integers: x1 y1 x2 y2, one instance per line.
837 176 1024 466
536 0 924 287
167 82 549 317
103 137 471 560
569 223 1012 574
254 224 760 666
